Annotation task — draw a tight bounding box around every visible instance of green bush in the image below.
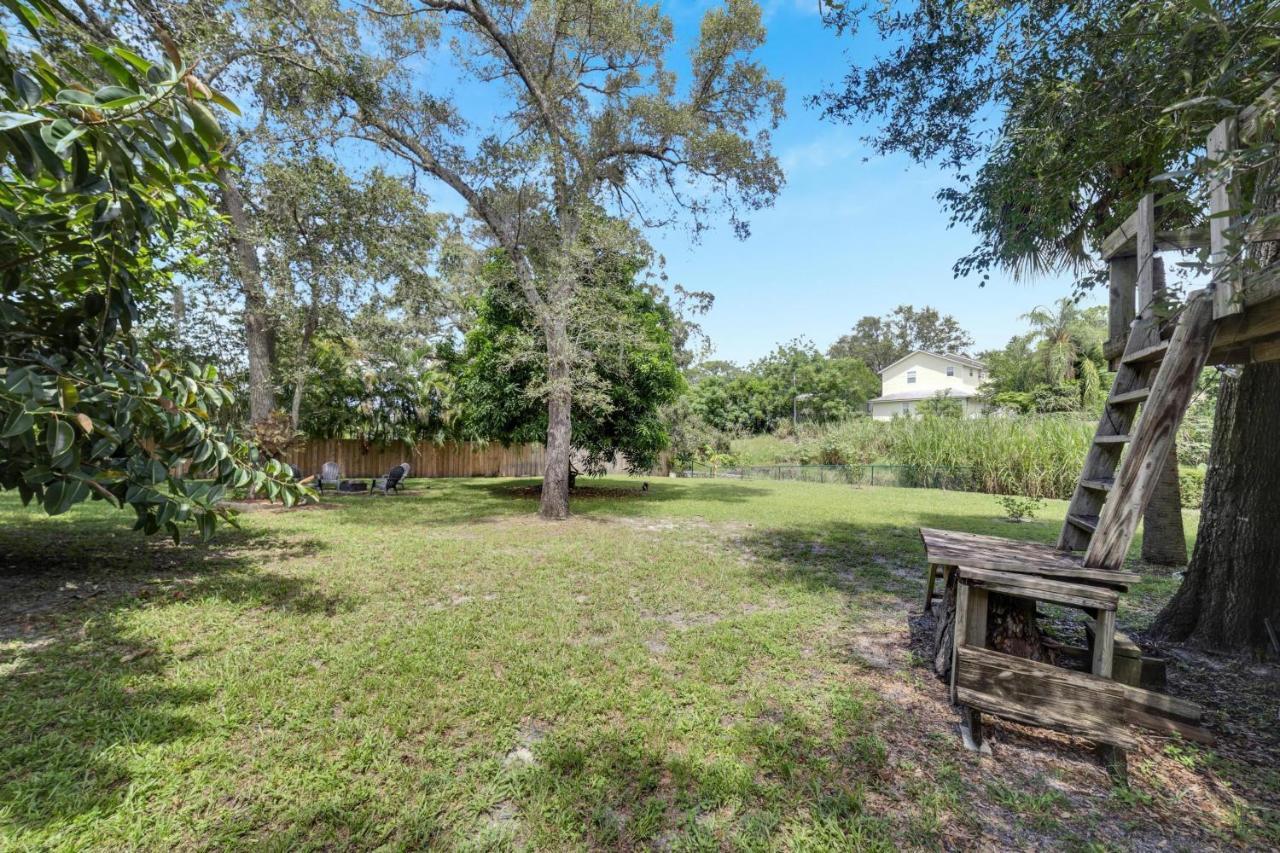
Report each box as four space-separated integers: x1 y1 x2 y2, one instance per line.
1179 466 1207 509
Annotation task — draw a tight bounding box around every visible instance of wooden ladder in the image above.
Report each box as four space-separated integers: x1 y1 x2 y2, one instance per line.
1058 198 1219 570
1058 290 1216 569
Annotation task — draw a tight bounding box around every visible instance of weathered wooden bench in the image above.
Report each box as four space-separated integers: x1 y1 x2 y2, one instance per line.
921 528 1208 776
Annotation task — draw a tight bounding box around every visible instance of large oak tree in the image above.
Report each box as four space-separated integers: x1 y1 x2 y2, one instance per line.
259 0 785 518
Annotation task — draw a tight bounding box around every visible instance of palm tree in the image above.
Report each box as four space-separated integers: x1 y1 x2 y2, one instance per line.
1021 297 1104 385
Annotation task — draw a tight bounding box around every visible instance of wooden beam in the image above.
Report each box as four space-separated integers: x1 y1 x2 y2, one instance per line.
1238 81 1278 143
954 646 1212 748
1085 291 1217 571
1136 194 1156 316
957 566 1118 611
1209 117 1243 318
1107 256 1137 365
1092 608 1116 679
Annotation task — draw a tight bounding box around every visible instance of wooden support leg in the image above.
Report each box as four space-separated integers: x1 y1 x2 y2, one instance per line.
1092 608 1116 679
1090 608 1126 781
951 582 969 703
923 563 938 614
959 705 992 755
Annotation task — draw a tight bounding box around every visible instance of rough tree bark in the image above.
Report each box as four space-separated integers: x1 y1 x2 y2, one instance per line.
1142 441 1187 565
219 171 276 425
539 314 573 520
288 288 320 431
1153 364 1280 652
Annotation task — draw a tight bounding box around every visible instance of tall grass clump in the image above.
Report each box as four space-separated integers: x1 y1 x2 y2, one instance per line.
729 415 1096 498
886 415 1095 499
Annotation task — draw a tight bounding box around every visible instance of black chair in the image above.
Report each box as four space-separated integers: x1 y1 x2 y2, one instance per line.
371 462 410 495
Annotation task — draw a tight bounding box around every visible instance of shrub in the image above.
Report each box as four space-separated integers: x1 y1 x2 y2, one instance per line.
1179 466 1207 509
998 494 1046 521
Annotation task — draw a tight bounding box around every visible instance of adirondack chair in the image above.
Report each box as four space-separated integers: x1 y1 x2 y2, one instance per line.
318 461 341 493
371 462 410 496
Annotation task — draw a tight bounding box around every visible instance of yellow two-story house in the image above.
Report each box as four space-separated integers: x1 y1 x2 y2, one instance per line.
869 350 987 420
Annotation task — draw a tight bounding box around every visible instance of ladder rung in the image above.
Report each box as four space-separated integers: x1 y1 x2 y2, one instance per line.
1080 477 1114 492
1108 387 1151 406
1067 513 1100 533
1095 434 1132 445
1123 341 1169 365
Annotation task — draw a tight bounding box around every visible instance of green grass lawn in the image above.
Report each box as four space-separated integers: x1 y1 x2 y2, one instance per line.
0 477 1274 850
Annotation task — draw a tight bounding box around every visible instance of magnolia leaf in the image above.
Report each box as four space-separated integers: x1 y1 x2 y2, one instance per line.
73 412 93 434
0 111 41 130
46 418 73 457
1 409 33 437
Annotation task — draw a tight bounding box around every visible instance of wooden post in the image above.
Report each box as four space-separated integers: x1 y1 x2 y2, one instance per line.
951 581 968 704
1091 608 1116 679
1135 194 1156 320
1208 117 1242 318
1108 256 1137 367
923 563 938 614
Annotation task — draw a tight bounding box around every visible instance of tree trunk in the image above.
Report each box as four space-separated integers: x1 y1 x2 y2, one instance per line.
1152 365 1280 652
289 291 320 431
539 314 572 520
1142 441 1187 565
219 170 275 425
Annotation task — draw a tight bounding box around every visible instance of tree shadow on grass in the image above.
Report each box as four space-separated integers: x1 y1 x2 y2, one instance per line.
0 515 343 837
456 477 773 515
492 717 896 848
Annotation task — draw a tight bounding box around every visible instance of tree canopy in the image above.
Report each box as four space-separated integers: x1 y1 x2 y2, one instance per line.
816 0 1279 283
451 234 685 475
0 0 307 538
827 305 974 372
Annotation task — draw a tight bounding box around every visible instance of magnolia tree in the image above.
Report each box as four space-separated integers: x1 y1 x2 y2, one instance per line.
261 0 784 518
0 0 308 539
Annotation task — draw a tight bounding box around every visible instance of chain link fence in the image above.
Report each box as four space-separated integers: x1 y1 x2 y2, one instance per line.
676 463 1027 493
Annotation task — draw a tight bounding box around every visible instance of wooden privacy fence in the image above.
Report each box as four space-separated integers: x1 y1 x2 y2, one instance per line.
282 439 666 479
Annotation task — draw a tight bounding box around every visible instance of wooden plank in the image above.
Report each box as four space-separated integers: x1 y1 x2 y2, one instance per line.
1122 340 1169 365
1108 256 1137 358
1080 478 1114 492
1108 387 1150 406
1209 117 1243 318
920 529 1138 586
1238 82 1278 142
964 584 988 648
1094 434 1131 445
1086 290 1217 571
1067 513 1099 534
951 581 969 704
957 566 1118 611
955 646 1211 747
1101 207 1140 261
1092 608 1116 679
1136 194 1156 315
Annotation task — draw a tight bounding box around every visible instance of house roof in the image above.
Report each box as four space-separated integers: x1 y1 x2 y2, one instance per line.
878 350 987 375
870 388 980 403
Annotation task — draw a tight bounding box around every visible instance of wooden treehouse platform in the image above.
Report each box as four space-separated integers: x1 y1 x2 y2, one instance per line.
922 88 1280 775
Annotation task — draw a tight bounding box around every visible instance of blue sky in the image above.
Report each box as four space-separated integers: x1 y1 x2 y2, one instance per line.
639 0 1102 365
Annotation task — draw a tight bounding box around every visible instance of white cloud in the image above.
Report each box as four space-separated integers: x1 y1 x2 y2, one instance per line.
779 134 862 172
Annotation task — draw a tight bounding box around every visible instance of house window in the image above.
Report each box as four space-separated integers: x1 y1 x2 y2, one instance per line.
968 369 974 377
906 370 917 384
946 366 955 377
902 403 911 414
